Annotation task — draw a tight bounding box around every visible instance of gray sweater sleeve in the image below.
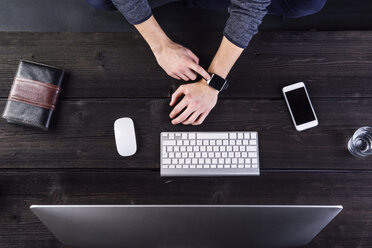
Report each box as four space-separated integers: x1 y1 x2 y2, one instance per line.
223 0 271 48
111 0 152 25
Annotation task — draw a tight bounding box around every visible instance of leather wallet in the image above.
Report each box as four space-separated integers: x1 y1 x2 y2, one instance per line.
2 60 65 130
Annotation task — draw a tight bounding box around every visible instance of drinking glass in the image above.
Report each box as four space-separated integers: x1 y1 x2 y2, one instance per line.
347 126 372 158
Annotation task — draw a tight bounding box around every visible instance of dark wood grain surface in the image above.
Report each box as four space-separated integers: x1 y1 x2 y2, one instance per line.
0 31 372 99
0 31 371 248
0 98 371 169
1 171 372 248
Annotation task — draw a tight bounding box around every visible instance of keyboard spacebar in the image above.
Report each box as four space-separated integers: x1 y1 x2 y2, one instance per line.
196 133 229 139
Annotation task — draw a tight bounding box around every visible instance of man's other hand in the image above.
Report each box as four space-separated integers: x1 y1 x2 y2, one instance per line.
169 80 218 125
153 41 210 81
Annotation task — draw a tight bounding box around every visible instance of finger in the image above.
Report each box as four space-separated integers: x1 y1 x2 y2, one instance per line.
171 106 195 125
170 86 185 106
186 49 199 64
170 73 181 80
183 68 197 81
192 111 210 125
182 110 201 125
177 73 189 81
188 62 210 80
169 98 188 119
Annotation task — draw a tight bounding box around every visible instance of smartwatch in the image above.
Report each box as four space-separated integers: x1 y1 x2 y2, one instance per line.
206 73 229 92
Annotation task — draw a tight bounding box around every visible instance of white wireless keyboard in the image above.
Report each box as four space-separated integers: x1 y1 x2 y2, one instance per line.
160 132 259 176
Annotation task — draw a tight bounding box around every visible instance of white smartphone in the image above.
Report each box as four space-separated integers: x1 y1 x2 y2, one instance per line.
282 82 318 131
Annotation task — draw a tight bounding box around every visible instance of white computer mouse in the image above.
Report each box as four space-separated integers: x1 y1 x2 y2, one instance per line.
114 117 137 156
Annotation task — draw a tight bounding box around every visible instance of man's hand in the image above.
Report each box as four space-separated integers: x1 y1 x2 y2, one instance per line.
169 80 218 125
153 41 210 81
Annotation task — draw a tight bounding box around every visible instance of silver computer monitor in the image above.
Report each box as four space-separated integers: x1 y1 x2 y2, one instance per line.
30 205 342 248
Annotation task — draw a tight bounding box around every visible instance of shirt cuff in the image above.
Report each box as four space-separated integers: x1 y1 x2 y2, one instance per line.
223 31 248 49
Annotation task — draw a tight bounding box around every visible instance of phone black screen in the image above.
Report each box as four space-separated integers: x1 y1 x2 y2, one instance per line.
285 87 316 125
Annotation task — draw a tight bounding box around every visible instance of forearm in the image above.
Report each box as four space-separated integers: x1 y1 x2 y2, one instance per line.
134 15 171 54
207 36 244 79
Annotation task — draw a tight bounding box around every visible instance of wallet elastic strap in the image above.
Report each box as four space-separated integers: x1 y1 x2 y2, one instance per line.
9 77 61 111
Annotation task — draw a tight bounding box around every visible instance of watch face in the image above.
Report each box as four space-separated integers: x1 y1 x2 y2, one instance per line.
208 74 228 91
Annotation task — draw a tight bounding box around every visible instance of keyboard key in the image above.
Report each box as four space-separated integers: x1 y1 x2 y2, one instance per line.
251 133 257 139
244 133 250 139
182 133 187 139
246 146 257 151
250 140 257 145
249 152 257 158
238 133 243 139
230 133 236 139
197 133 228 139
189 133 196 139
163 159 171 164
163 140 176 146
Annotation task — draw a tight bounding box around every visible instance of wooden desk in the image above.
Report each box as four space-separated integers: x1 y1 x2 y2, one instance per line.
0 31 371 247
